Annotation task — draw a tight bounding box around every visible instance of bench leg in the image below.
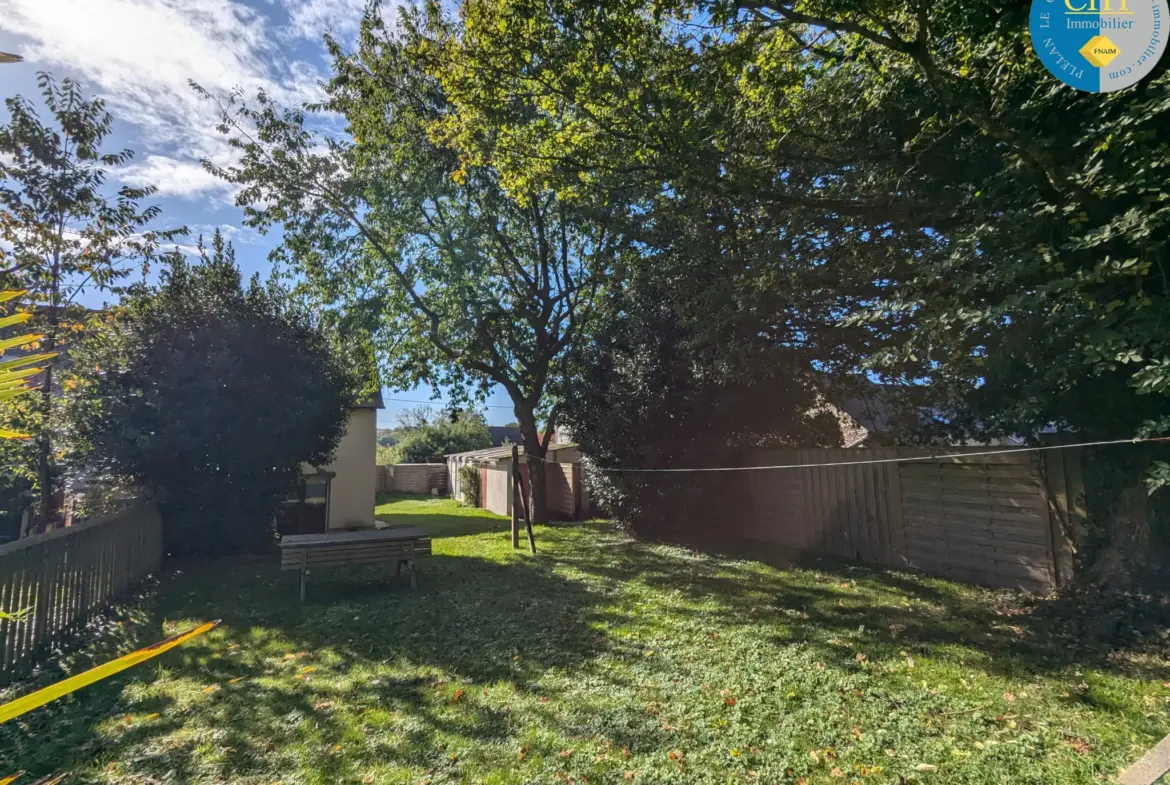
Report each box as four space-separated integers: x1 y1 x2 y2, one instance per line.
409 559 417 590
395 559 403 578
299 566 307 603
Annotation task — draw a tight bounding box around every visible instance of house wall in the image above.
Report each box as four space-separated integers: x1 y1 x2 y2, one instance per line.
324 408 376 530
482 466 511 516
478 461 585 521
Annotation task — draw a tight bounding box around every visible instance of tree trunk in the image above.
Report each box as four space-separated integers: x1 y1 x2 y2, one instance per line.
36 364 53 531
515 409 550 525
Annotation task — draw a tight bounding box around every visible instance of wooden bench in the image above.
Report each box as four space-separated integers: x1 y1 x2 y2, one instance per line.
279 528 432 601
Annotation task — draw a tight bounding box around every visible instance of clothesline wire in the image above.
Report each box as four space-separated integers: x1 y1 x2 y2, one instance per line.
523 436 1170 473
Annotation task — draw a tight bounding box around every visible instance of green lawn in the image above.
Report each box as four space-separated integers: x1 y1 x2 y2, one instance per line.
2 494 1169 784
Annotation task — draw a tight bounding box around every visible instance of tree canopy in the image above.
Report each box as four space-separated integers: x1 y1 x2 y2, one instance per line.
383 410 492 464
200 5 631 524
0 73 181 529
417 0 1170 560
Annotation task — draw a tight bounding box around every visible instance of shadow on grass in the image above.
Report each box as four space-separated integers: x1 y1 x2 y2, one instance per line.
541 525 1170 685
1 548 616 781
4 512 1169 782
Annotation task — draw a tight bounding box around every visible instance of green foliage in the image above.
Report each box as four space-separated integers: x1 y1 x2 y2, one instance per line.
197 6 634 524
426 0 1170 566
5 497 1169 782
385 414 491 464
458 461 481 506
375 443 397 466
68 231 357 556
0 73 181 526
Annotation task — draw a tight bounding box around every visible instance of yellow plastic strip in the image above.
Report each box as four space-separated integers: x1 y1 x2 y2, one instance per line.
0 620 219 725
0 771 25 785
30 774 68 785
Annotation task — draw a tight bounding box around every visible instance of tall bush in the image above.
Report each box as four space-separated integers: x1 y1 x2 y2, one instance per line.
69 231 359 555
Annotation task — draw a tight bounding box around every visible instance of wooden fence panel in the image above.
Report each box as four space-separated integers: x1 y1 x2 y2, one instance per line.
896 455 1054 591
0 504 163 684
376 464 448 495
738 447 1060 592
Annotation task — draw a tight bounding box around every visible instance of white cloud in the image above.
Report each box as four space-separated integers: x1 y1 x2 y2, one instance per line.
0 0 354 198
281 0 369 41
119 155 235 200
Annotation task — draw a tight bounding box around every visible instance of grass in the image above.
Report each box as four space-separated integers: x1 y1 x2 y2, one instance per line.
2 493 1170 784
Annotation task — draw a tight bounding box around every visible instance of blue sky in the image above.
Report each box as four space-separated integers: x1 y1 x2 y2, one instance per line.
0 0 517 426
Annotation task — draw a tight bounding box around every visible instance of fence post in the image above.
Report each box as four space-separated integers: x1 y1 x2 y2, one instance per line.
31 543 50 655
511 444 520 549
1042 441 1078 587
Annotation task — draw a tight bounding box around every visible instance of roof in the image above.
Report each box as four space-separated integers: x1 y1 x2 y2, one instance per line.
488 425 523 447
445 442 579 460
352 391 385 409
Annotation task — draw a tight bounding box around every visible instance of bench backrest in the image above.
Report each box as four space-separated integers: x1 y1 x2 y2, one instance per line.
280 538 432 570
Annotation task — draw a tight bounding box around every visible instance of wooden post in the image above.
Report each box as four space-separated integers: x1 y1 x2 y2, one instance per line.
511 444 520 549
519 457 536 555
1042 438 1077 587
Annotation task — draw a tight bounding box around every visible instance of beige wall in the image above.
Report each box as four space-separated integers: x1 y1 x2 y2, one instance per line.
324 407 376 530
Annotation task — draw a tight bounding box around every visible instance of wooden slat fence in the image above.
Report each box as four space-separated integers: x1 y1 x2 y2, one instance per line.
376 464 448 495
0 503 162 684
735 447 1078 592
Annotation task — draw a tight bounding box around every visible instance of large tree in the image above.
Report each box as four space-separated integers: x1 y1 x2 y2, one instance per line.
429 0 1170 568
69 232 358 555
198 6 628 524
0 73 180 528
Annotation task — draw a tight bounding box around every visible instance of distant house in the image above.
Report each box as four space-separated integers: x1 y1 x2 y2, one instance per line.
282 392 383 535
488 425 523 447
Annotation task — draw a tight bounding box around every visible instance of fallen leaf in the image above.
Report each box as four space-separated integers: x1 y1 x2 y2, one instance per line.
809 750 821 763
623 773 635 781
202 685 218 694
622 747 631 759
906 655 915 669
559 749 574 758
301 666 315 674
668 750 684 761
856 652 868 663
1062 738 1092 756
1002 692 1016 703
915 763 938 773
830 768 844 778
145 713 159 720
331 744 342 753
362 775 375 784
228 677 243 684
724 697 737 706
452 689 465 702
313 701 333 711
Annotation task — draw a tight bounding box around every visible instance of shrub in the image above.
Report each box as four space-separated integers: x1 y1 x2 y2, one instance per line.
458 462 481 507
70 232 358 556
